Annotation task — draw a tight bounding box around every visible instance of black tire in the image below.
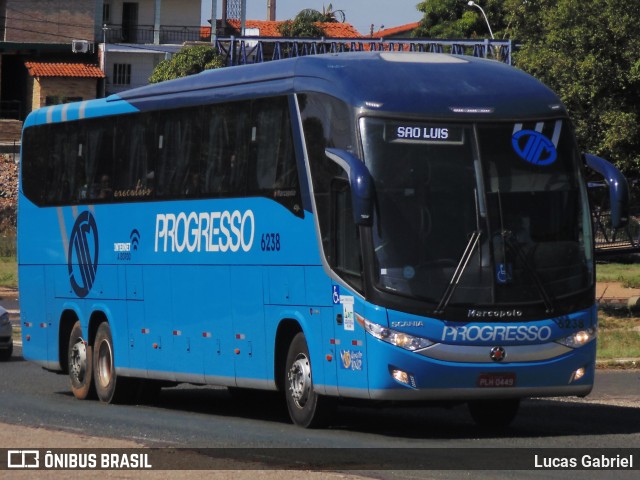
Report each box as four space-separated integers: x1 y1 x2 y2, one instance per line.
468 398 520 429
68 321 95 399
0 344 11 361
284 332 333 428
93 322 133 404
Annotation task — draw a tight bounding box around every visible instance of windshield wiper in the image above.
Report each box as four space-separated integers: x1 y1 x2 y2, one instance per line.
502 230 555 314
434 230 482 315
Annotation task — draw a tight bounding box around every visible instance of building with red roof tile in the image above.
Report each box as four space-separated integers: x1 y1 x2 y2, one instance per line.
210 19 363 38
24 62 105 112
373 22 420 39
25 62 105 79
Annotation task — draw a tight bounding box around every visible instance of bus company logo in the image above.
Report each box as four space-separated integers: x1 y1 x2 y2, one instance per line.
511 130 557 166
490 346 506 362
68 211 99 298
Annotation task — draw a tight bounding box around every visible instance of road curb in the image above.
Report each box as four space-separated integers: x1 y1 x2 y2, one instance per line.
596 358 640 369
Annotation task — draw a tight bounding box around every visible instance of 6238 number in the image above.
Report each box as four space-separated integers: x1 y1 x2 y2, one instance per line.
261 233 281 252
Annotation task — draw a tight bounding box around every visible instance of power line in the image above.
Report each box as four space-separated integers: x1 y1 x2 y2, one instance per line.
1 24 92 43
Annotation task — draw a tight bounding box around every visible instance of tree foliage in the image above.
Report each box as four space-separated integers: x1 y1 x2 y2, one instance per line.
414 0 640 173
149 45 224 84
507 0 640 172
414 0 508 39
278 4 345 37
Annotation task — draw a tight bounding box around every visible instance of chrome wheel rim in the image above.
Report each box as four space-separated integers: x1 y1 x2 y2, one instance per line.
288 353 311 408
70 339 87 383
96 339 113 389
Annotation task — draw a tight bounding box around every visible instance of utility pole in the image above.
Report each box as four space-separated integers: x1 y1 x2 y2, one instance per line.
211 0 217 43
101 24 108 98
267 0 276 21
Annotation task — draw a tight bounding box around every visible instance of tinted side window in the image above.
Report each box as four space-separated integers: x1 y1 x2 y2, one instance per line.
21 96 301 215
155 108 202 198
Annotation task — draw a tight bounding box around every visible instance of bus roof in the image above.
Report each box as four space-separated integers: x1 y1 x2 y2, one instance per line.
26 52 567 127
117 51 566 120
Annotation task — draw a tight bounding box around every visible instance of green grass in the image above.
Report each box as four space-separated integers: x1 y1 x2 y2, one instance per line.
597 329 640 360
0 256 17 288
597 314 640 361
596 263 640 288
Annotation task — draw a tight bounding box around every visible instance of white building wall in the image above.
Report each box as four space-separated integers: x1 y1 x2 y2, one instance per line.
106 51 166 95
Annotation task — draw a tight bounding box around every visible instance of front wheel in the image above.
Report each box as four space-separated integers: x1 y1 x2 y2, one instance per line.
93 322 133 404
284 332 333 428
68 321 95 399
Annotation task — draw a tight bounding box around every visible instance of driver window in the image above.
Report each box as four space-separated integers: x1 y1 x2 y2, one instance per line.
332 179 363 291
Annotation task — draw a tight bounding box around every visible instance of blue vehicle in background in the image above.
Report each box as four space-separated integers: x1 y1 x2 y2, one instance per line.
18 51 628 428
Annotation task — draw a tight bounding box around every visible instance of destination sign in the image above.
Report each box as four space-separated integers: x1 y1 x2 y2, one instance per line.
385 123 465 145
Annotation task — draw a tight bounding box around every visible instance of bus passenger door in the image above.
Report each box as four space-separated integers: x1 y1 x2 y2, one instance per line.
330 181 368 395
331 288 368 395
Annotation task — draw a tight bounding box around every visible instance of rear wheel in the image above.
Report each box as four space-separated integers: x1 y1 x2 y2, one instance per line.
68 321 95 399
93 322 133 403
0 344 12 361
468 398 520 429
284 332 333 428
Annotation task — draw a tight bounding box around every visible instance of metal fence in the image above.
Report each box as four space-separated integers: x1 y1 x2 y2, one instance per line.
593 209 640 256
214 37 513 67
105 25 207 44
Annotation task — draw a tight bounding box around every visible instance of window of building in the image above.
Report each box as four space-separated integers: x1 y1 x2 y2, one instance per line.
112 64 131 85
45 96 83 106
103 3 111 23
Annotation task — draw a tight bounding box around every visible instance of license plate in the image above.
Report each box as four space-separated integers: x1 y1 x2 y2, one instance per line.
477 373 516 388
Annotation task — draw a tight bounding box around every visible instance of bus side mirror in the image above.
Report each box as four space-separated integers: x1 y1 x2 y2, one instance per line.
584 153 629 229
325 148 374 226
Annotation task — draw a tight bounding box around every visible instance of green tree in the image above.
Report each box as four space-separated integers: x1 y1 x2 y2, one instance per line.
414 0 508 39
508 0 640 172
277 4 345 37
413 0 640 172
149 45 224 83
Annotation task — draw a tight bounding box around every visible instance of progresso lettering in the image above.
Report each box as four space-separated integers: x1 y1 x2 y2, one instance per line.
442 325 553 343
154 210 255 253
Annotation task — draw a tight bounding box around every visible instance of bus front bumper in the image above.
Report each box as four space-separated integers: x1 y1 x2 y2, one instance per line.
360 337 596 402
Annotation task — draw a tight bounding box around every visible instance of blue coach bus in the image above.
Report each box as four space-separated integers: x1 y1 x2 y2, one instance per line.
18 51 628 428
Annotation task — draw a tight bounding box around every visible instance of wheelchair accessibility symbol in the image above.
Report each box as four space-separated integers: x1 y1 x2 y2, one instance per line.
332 285 340 304
496 263 512 285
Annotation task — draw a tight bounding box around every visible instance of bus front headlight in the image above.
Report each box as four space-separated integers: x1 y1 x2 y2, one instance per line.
555 327 597 348
364 318 434 351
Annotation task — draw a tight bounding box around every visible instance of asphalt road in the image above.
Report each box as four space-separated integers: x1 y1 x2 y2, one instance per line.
0 344 639 479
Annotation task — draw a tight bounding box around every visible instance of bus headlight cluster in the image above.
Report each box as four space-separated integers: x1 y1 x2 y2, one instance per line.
555 327 597 348
364 318 434 351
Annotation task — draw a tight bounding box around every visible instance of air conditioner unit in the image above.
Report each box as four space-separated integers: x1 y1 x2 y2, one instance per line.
72 40 90 54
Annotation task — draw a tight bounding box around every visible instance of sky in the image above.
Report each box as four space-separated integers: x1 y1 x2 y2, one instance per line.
200 1 424 36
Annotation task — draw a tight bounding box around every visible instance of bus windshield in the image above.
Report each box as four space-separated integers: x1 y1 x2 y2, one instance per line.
360 118 593 312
